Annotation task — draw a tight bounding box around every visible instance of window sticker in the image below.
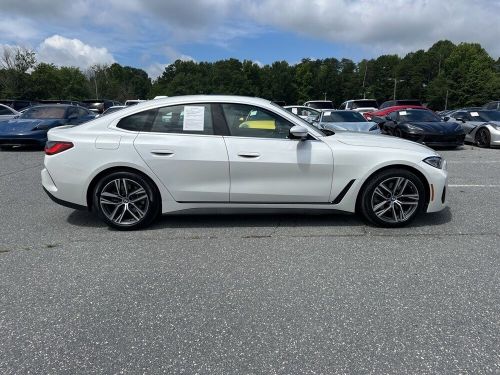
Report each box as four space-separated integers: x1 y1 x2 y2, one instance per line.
399 111 408 116
323 111 331 116
250 110 257 116
292 108 298 114
470 112 479 117
183 106 205 131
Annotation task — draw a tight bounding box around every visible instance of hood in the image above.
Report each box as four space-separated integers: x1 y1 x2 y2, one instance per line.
321 121 379 133
403 121 463 134
326 132 436 153
0 119 65 134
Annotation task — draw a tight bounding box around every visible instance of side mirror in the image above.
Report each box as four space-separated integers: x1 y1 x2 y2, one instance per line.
385 116 392 121
454 116 465 123
443 116 450 122
289 125 308 140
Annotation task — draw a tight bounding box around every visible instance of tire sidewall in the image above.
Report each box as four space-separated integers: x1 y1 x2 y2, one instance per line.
360 169 426 228
93 171 159 230
475 128 491 148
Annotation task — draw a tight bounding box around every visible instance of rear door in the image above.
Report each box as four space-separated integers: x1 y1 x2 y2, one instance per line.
132 104 229 202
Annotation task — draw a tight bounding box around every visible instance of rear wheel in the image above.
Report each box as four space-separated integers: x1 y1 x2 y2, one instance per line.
394 128 403 138
359 169 426 227
93 171 160 230
475 128 491 148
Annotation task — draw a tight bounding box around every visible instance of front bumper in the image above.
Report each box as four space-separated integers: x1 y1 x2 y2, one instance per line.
403 132 465 147
420 161 448 213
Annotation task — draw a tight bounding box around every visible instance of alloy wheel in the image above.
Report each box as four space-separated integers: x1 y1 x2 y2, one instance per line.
370 176 420 224
99 178 149 226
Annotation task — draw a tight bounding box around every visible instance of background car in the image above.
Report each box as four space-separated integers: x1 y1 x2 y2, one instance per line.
364 105 428 121
284 105 321 123
0 103 21 121
0 99 37 111
81 99 122 114
313 110 380 134
42 95 447 230
125 100 147 106
304 100 335 110
0 104 95 149
379 109 465 148
339 99 378 113
379 99 422 109
450 109 500 147
100 105 127 116
482 101 500 111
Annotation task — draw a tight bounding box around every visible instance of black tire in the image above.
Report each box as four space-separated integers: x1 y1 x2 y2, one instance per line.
93 171 160 230
475 127 491 148
394 128 403 138
358 169 426 228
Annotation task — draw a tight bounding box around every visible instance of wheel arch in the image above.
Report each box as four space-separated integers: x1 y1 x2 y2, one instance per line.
86 166 162 212
355 164 431 213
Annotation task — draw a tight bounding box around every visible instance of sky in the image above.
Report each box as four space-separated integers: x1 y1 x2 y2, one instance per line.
0 0 499 79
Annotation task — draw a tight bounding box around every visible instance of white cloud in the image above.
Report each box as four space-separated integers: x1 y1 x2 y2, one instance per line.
243 0 500 57
146 46 195 79
37 35 115 69
145 63 168 79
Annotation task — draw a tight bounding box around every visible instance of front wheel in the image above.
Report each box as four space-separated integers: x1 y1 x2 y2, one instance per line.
93 171 160 230
359 169 426 227
475 128 491 148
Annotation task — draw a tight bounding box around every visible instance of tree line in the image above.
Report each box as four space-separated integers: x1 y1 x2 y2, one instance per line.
1 40 499 110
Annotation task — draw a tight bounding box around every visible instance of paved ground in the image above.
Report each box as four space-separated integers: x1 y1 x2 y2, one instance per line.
0 145 499 374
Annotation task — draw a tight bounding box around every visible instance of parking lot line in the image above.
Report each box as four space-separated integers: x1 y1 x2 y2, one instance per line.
449 184 500 187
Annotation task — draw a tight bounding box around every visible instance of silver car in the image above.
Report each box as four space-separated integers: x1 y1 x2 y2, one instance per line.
450 109 500 147
0 104 21 121
314 110 380 134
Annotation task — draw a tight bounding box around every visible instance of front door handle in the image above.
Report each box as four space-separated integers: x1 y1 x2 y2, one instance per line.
237 152 260 158
151 150 174 156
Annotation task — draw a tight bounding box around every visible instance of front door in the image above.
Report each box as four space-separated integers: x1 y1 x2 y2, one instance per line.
220 103 334 203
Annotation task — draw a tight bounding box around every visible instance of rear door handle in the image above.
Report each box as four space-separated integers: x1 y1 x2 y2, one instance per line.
151 150 174 156
237 152 260 158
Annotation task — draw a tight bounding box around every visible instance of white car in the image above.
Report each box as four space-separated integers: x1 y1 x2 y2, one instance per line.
42 95 448 230
0 103 21 121
339 99 378 113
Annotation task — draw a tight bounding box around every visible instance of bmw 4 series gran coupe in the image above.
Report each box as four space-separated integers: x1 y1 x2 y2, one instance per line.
42 96 448 230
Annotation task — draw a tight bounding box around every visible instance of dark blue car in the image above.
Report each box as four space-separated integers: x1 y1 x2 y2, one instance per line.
0 104 95 149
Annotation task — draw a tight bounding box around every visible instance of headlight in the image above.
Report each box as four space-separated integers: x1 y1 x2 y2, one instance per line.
423 156 444 169
406 124 423 132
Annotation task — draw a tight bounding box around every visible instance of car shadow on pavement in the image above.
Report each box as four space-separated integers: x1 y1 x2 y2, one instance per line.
66 207 452 231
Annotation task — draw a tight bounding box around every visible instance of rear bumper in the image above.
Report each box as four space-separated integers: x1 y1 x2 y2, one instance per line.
41 168 87 210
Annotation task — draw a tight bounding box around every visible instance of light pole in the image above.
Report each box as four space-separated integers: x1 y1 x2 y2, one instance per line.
388 77 405 100
91 66 99 99
362 62 368 99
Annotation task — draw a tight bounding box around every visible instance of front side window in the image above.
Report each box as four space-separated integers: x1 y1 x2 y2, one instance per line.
150 104 213 135
221 103 295 139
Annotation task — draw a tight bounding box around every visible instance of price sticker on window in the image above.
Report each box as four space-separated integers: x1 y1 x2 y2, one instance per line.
399 111 408 116
470 112 479 117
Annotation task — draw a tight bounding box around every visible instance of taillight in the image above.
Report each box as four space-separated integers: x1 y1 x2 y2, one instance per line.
45 141 74 155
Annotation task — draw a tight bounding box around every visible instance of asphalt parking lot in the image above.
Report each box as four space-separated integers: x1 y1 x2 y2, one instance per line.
0 145 499 374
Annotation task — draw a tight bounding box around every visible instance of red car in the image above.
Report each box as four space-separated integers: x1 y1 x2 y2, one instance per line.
364 105 428 121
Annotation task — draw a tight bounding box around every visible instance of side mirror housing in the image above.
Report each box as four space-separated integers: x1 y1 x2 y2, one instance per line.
454 116 465 123
289 125 308 140
443 116 450 122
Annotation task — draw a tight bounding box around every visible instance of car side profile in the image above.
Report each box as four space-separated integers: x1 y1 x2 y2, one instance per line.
42 96 448 230
0 104 96 148
450 109 500 147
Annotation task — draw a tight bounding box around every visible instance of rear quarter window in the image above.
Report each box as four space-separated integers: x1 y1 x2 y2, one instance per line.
116 109 157 131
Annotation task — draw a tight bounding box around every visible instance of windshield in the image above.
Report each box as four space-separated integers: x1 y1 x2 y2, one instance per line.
321 111 367 122
399 110 440 122
20 106 66 119
307 101 334 109
477 111 500 122
351 100 378 109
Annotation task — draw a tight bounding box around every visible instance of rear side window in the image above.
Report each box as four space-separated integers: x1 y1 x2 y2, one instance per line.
117 109 156 131
149 104 213 135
